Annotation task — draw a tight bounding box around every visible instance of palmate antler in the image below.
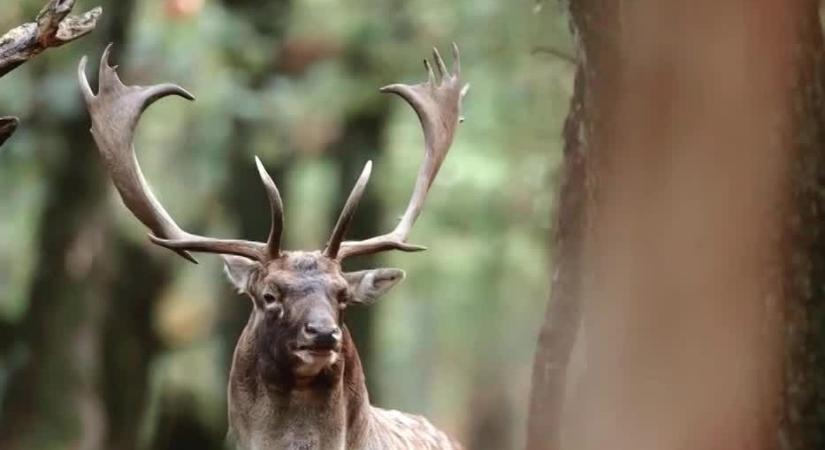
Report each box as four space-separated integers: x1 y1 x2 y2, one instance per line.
325 43 469 260
78 45 284 263
79 44 467 263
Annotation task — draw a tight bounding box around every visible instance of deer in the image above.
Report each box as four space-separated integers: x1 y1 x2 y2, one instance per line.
78 43 469 450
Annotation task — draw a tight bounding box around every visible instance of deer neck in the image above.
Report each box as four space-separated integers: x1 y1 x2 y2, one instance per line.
227 324 371 450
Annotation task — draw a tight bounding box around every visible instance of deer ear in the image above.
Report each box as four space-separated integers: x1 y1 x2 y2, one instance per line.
344 268 406 305
223 255 260 294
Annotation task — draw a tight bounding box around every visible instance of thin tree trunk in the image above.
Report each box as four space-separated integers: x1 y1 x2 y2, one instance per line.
102 237 171 450
525 3 620 449
0 2 135 448
525 68 586 450
330 104 391 397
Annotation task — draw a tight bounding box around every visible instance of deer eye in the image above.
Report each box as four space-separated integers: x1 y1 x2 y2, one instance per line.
336 287 350 305
262 291 279 305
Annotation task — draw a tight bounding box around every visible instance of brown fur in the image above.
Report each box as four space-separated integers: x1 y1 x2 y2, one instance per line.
225 252 461 450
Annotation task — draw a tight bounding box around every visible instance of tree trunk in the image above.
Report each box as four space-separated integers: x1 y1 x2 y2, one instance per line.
525 3 620 449
102 237 171 450
0 108 111 450
528 1 818 449
330 104 391 398
0 2 141 449
782 1 825 448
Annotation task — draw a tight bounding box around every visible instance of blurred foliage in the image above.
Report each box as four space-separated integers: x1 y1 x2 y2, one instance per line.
0 0 573 448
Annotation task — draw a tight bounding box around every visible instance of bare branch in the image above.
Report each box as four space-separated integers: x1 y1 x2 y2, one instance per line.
0 0 102 78
0 1 101 147
0 117 19 148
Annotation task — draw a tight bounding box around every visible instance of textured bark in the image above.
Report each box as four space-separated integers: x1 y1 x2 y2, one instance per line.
525 2 620 449
0 0 101 148
782 1 825 448
525 68 587 450
0 0 101 77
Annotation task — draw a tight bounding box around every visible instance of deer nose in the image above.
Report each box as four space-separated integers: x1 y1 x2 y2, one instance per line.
303 322 342 347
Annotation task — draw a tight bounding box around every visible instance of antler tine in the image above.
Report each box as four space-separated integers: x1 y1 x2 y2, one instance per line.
335 44 468 260
255 156 285 259
79 45 271 263
324 161 373 259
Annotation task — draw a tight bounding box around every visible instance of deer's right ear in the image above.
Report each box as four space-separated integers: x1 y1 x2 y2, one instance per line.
223 255 259 294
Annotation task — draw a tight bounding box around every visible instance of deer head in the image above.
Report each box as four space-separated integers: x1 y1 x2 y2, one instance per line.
78 44 467 382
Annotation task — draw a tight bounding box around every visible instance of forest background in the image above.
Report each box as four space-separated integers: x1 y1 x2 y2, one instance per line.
0 0 570 449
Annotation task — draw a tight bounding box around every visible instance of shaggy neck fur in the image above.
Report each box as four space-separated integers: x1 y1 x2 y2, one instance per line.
227 319 370 450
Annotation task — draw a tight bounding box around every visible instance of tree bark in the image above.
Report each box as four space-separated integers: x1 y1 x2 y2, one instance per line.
0 0 101 77
528 1 819 449
525 66 587 450
782 1 825 448
525 3 620 449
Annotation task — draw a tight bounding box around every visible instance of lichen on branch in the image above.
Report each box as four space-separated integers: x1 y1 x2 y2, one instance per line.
0 0 101 148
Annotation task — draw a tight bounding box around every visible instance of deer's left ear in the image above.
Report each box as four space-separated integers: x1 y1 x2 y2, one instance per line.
344 268 406 305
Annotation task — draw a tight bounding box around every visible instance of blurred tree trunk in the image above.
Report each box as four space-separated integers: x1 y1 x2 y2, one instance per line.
102 237 171 450
146 2 299 449
0 2 161 449
329 4 411 401
528 1 823 449
216 0 293 367
525 2 619 449
329 102 391 397
783 1 825 448
0 114 110 450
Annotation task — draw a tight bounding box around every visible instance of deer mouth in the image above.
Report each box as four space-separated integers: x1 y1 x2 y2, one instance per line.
295 343 339 356
291 343 341 376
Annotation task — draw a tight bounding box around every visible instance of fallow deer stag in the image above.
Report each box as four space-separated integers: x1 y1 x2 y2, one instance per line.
79 44 468 450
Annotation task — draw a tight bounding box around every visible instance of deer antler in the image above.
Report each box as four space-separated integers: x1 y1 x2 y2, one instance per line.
78 44 285 263
325 43 469 260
